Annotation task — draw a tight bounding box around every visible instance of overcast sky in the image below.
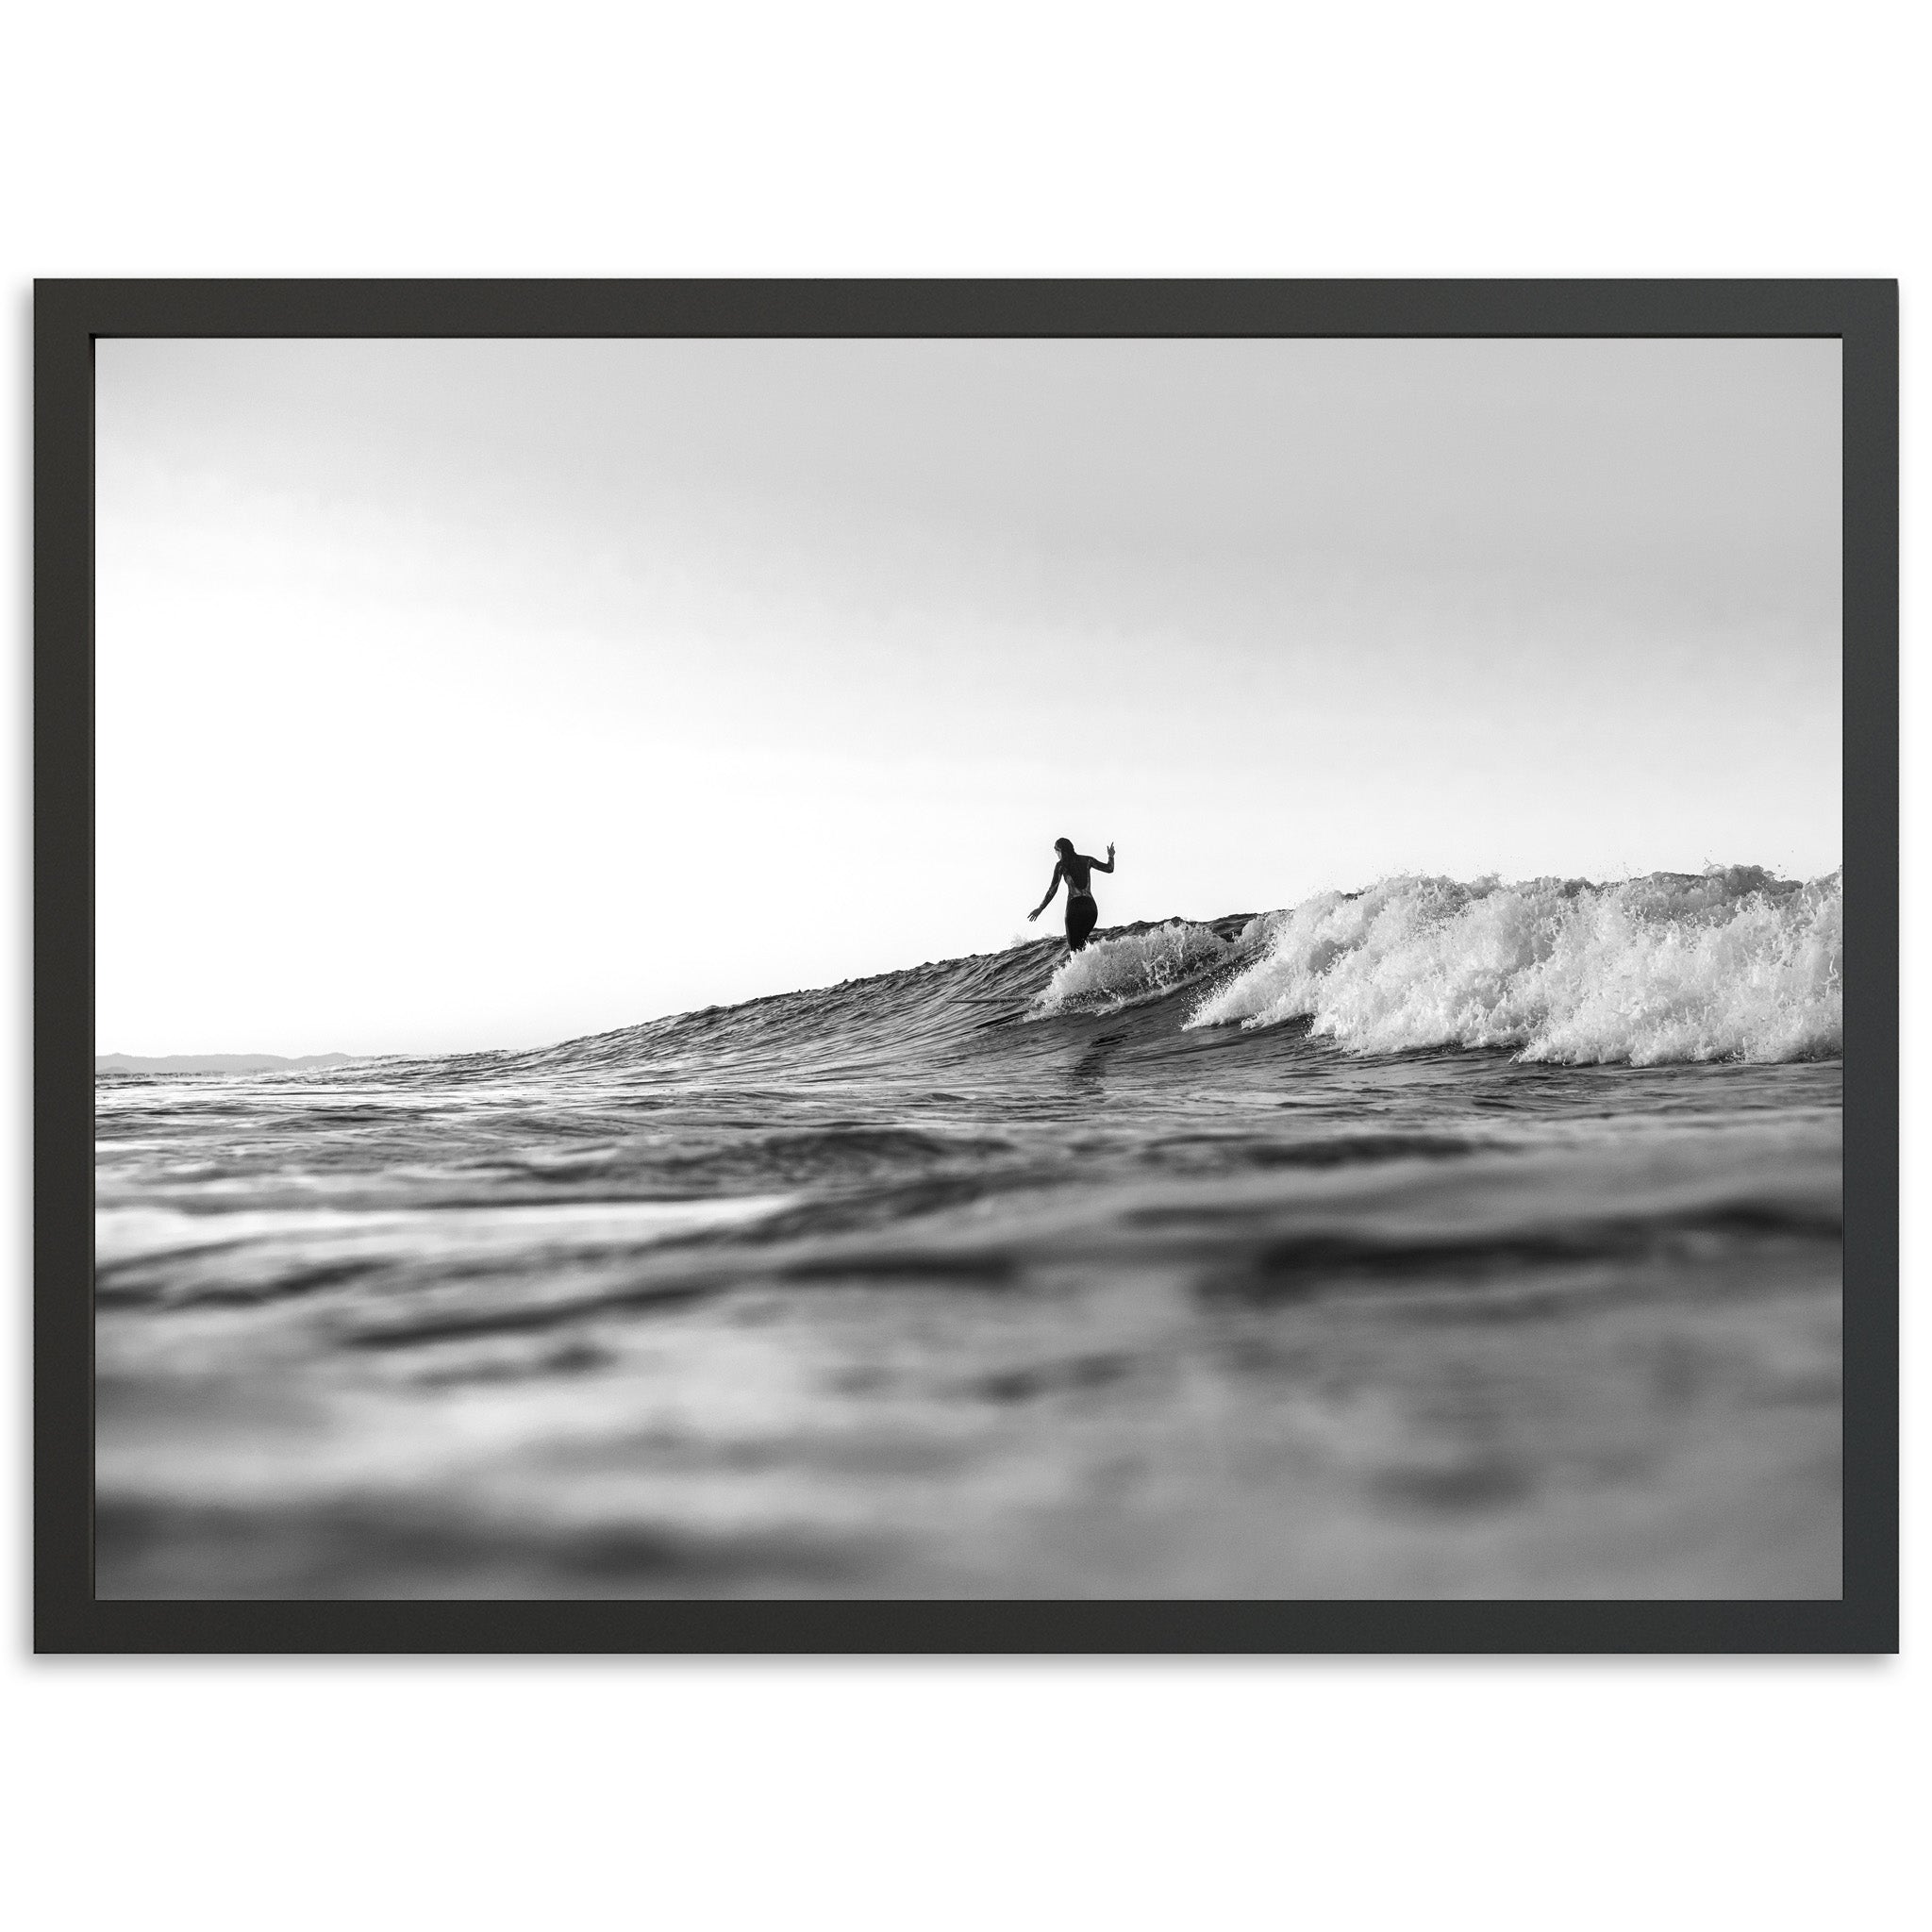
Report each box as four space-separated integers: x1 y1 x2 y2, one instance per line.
96 336 1841 1056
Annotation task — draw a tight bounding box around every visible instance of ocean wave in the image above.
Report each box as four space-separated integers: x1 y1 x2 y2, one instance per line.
1030 920 1237 1018
1183 867 1841 1065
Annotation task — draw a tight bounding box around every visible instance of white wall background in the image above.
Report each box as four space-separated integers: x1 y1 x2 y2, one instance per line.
4 4 1923 1929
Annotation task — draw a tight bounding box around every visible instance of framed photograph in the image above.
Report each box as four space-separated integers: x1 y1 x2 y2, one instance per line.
35 280 1896 1652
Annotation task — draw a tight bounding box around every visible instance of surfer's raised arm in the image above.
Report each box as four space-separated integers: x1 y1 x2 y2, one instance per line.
1026 862 1065 922
1087 842 1116 874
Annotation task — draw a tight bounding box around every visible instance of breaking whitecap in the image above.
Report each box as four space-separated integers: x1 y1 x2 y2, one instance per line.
1183 868 1840 1064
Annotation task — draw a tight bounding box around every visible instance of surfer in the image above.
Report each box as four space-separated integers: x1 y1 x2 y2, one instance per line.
1027 837 1115 951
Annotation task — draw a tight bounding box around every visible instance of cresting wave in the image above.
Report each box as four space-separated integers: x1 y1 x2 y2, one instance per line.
1182 867 1841 1064
275 865 1840 1084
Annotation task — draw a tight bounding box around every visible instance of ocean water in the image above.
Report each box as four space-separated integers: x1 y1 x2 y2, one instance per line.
95 869 1843 1600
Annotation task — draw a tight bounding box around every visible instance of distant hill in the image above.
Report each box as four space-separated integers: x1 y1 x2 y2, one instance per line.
94 1052 361 1074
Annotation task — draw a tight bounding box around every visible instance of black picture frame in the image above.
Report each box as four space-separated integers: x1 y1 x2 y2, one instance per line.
36 278 1898 1655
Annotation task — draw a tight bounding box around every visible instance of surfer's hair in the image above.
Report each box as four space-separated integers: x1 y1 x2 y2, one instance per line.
1055 837 1075 858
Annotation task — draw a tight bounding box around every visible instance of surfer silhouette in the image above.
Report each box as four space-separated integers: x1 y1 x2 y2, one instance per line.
1028 837 1115 951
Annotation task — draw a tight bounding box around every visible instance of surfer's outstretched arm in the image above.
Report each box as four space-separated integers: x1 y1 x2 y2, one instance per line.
1026 864 1064 922
1084 843 1116 874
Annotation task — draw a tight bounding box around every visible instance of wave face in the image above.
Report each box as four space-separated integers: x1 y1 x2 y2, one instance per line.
1185 869 1841 1065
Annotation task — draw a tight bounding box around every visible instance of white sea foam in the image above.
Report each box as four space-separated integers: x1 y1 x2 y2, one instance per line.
1183 867 1841 1064
1031 920 1235 1017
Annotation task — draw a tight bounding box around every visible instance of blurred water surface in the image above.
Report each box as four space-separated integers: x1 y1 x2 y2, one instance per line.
96 919 1840 1598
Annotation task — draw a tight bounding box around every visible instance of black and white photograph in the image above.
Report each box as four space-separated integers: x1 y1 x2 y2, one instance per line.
84 322 1852 1606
